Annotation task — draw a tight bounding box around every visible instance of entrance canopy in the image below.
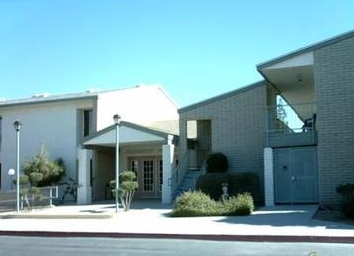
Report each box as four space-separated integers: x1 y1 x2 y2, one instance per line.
83 121 178 148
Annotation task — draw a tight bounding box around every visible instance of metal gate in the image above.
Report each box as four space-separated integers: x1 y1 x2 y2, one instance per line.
274 147 318 204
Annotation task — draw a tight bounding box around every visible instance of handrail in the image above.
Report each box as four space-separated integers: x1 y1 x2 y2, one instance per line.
0 186 59 209
171 150 190 194
266 102 316 134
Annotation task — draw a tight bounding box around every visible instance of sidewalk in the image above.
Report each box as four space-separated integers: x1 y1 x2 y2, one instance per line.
0 201 353 243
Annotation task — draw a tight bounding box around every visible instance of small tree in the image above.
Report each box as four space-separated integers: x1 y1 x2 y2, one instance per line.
110 171 139 211
23 145 66 187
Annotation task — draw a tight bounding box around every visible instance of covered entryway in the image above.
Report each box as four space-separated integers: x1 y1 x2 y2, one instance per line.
79 121 178 204
274 146 318 204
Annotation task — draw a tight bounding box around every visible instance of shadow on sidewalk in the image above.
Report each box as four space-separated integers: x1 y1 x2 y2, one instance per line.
214 205 354 230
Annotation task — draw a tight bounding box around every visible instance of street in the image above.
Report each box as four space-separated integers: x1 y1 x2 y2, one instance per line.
0 236 354 256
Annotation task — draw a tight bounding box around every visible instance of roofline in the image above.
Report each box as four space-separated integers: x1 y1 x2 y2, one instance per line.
178 80 266 113
156 85 180 109
0 93 98 108
82 120 179 145
257 29 354 70
0 85 172 108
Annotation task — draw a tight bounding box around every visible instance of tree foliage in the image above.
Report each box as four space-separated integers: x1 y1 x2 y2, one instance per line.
205 152 229 173
110 171 139 211
22 145 66 187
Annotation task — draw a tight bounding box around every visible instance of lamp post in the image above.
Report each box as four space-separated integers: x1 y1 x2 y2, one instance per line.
8 169 15 190
113 114 121 213
13 120 22 213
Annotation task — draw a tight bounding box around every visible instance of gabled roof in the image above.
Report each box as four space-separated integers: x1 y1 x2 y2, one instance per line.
179 80 266 113
257 29 354 70
83 120 178 147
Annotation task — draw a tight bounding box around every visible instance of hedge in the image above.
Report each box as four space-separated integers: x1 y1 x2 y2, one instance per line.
170 191 254 217
195 172 262 205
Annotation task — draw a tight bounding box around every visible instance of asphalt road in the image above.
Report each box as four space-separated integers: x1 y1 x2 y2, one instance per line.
1 236 354 256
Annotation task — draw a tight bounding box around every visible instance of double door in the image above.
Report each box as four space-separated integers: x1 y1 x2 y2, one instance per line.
274 147 318 204
129 157 162 198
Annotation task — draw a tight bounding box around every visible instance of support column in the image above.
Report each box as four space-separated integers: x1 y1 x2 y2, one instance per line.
162 142 174 204
264 147 275 206
77 149 92 204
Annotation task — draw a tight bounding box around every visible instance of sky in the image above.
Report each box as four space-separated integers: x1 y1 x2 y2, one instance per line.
1 0 354 108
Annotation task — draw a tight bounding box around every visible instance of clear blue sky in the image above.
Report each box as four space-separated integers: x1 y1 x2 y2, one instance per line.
1 0 353 107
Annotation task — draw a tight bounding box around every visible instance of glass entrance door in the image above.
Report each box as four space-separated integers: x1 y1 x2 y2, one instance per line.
129 157 162 198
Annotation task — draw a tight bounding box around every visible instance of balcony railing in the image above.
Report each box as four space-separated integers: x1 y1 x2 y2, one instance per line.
266 102 317 147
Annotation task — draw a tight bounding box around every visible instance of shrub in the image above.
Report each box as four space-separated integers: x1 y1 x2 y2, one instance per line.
196 172 262 205
229 172 262 205
110 171 139 211
205 152 229 173
195 173 230 200
222 193 254 216
23 145 66 187
170 191 254 217
336 183 354 219
170 191 221 217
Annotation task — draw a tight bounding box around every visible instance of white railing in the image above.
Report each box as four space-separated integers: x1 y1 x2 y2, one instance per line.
0 186 59 210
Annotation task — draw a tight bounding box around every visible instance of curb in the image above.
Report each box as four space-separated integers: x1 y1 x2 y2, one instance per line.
0 230 353 244
0 213 114 220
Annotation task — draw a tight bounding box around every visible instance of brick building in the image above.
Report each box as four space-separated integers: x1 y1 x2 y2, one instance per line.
177 30 354 205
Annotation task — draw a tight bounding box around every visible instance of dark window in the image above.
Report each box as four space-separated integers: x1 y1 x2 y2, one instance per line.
83 110 93 137
0 117 2 150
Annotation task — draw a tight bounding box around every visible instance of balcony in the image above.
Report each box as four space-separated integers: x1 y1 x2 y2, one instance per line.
266 102 317 148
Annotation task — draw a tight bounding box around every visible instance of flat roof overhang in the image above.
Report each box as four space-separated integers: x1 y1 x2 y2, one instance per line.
258 51 316 119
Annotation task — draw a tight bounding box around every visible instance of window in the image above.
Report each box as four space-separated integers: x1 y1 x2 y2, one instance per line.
0 117 2 150
83 109 93 137
159 159 163 191
143 160 154 192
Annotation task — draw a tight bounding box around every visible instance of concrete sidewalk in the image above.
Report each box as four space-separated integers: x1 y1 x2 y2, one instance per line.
0 201 353 243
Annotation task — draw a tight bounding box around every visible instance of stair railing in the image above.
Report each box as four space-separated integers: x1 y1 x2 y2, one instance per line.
171 150 190 195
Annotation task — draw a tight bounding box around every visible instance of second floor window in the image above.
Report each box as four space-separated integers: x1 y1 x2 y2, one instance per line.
0 117 2 150
83 109 93 137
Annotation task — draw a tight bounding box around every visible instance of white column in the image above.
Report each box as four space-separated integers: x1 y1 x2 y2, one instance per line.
77 149 92 204
162 143 174 204
264 147 275 206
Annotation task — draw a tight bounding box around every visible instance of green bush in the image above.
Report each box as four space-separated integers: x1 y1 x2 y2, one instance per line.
110 171 139 211
222 193 254 216
171 191 220 217
336 183 354 219
195 173 229 200
23 145 66 187
205 152 229 173
196 172 262 205
170 191 254 217
229 172 262 205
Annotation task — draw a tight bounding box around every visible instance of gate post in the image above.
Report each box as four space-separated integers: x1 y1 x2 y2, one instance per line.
264 147 275 206
162 143 174 204
77 149 92 204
